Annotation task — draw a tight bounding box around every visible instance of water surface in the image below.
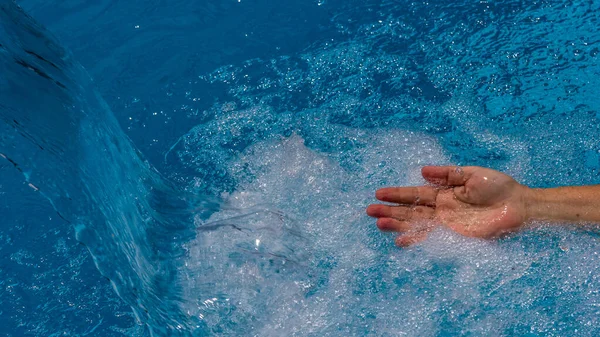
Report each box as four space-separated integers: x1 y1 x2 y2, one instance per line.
3 0 600 335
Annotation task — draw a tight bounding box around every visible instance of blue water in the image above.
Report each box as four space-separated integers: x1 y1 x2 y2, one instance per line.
3 0 600 336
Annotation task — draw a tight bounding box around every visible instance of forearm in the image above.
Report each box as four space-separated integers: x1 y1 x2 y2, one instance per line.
525 185 600 223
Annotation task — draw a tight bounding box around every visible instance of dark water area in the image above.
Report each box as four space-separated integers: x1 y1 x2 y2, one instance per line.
1 2 217 335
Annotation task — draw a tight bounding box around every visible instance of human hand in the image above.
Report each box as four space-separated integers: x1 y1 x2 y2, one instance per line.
366 166 531 246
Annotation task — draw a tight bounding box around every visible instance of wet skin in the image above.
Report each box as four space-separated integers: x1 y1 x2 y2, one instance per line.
366 166 530 247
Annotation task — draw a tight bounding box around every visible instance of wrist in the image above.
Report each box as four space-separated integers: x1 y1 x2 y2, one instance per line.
519 183 600 225
522 186 546 222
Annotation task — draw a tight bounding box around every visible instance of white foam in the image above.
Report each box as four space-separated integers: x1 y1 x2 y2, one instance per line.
177 127 600 336
180 129 451 333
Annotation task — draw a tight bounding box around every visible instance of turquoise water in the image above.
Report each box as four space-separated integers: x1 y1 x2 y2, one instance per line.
2 0 600 335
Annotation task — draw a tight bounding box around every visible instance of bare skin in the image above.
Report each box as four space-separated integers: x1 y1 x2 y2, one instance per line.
366 166 600 247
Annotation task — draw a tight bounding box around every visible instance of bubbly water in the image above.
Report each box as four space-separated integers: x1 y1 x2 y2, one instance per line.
3 0 600 336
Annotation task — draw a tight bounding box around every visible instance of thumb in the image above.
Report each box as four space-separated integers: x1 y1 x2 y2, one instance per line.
452 185 473 203
421 166 473 186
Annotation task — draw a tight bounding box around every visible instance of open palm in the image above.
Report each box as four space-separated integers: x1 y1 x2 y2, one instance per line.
366 166 530 246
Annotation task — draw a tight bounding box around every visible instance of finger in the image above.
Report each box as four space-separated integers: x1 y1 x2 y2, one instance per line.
376 218 411 232
395 231 428 247
366 204 435 220
375 186 438 205
421 166 474 186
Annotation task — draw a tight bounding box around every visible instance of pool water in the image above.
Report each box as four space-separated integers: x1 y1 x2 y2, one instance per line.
2 0 600 336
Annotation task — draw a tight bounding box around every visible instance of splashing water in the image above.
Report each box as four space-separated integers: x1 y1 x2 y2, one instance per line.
3 0 600 336
0 2 216 335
